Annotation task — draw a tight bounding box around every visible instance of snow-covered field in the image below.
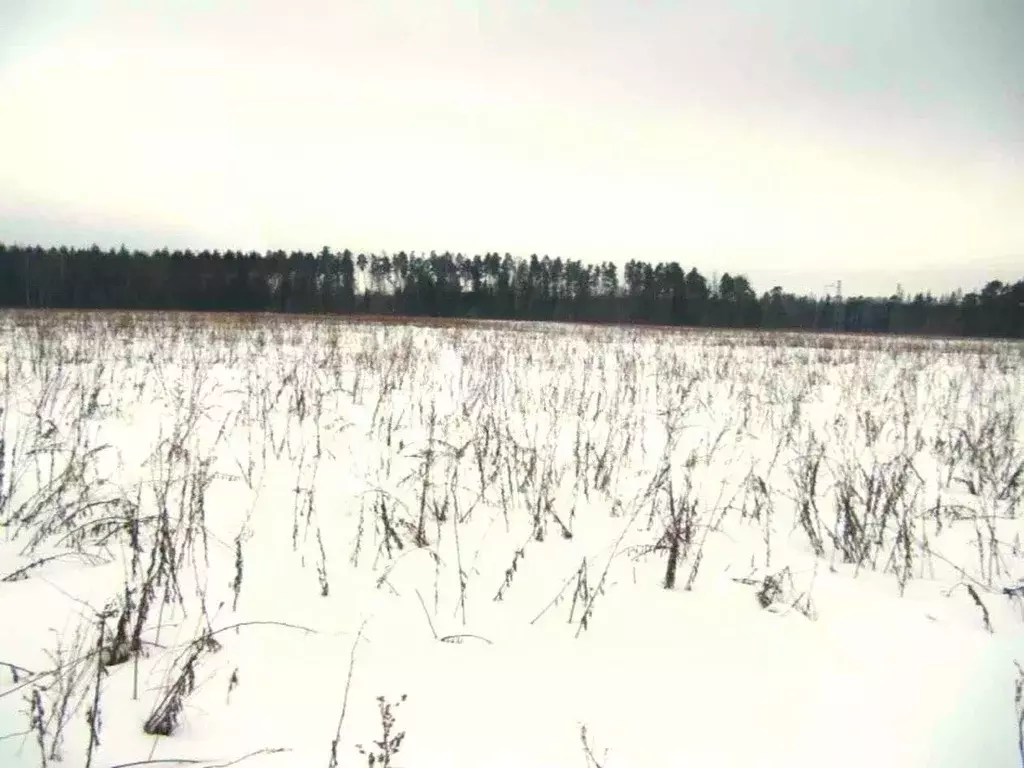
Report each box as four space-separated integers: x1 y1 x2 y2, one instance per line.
1 310 1023 767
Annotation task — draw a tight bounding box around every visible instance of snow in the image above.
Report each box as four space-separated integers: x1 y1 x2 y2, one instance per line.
1 312 1023 767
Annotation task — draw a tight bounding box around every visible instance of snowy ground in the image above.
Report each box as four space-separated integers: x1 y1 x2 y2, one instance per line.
1 310 1023 767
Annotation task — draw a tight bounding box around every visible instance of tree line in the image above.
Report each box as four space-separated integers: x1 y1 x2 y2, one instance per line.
0 242 1021 338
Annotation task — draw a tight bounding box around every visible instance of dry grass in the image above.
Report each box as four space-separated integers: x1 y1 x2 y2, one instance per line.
0 306 1021 765
2 307 1017 355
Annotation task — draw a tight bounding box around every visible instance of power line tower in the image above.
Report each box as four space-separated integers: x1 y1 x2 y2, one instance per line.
825 280 844 331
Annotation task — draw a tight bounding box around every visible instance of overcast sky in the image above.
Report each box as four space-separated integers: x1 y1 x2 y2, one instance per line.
1 0 1022 297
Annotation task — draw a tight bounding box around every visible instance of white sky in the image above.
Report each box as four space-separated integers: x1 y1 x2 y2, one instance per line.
1 0 1022 297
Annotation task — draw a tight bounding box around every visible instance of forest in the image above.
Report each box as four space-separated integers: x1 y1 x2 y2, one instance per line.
0 242 1021 338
